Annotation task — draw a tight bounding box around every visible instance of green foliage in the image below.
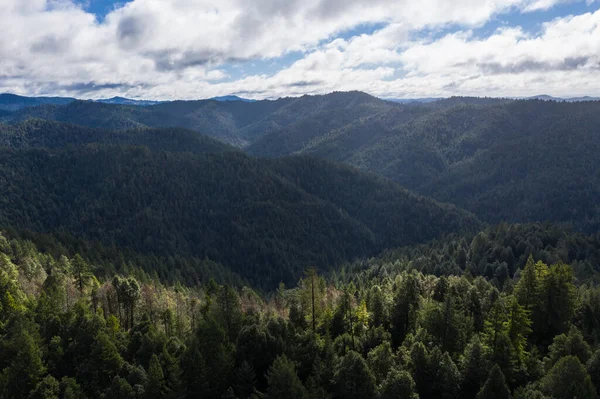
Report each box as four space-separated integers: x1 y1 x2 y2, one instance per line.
587 349 600 396
540 356 596 399
476 365 511 399
379 369 419 399
247 97 600 234
0 213 599 399
332 351 377 399
265 355 307 399
30 375 60 399
146 354 167 398
0 137 478 288
460 335 491 399
391 273 421 346
545 326 592 369
0 319 46 398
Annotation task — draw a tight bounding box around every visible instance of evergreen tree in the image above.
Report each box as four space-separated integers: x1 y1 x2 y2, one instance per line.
428 347 461 399
265 355 307 399
366 341 394 385
368 285 387 328
540 356 596 399
332 351 376 399
504 297 532 366
587 349 600 396
379 369 419 399
107 376 135 399
71 254 89 294
30 375 60 399
391 273 421 347
545 325 592 368
234 361 257 399
539 263 576 340
0 321 46 398
476 365 511 399
59 377 86 399
515 256 538 311
460 335 491 399
214 285 243 343
146 354 167 398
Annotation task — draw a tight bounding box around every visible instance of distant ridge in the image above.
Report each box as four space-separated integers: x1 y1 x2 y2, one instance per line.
0 93 75 111
94 96 164 106
210 95 256 102
383 97 443 104
524 94 600 102
0 93 163 111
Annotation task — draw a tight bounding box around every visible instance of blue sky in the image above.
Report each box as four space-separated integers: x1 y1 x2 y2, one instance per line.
1 0 599 100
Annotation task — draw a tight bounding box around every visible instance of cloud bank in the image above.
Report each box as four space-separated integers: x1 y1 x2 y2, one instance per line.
0 0 598 99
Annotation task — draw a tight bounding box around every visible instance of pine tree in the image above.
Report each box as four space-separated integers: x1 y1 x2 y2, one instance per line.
368 285 387 328
214 285 243 342
0 321 46 398
265 355 307 399
587 349 600 397
539 263 576 340
234 361 257 399
545 325 592 368
146 354 167 398
332 351 376 399
71 254 88 294
30 375 60 399
391 273 420 347
476 365 511 399
107 376 135 399
366 341 394 385
540 356 596 399
515 256 538 311
429 347 461 399
379 368 419 399
504 297 532 366
483 298 510 368
460 335 491 399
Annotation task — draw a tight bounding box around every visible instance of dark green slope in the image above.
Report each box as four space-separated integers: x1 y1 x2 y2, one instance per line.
0 93 75 111
0 119 234 153
246 94 406 157
269 156 478 252
249 99 600 233
417 101 600 232
1 92 397 147
0 141 479 287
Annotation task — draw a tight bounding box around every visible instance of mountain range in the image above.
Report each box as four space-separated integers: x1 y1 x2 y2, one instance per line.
0 93 258 111
0 119 478 287
1 90 600 285
2 91 599 233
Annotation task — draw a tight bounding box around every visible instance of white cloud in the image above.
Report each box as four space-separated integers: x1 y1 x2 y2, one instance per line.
0 0 598 99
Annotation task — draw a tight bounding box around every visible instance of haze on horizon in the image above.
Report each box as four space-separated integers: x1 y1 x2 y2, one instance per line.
1 0 599 101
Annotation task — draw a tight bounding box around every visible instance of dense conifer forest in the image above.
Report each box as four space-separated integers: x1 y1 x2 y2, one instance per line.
1 92 600 398
1 224 600 398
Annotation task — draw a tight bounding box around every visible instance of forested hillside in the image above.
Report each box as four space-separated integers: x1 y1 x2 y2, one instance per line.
0 121 478 287
0 93 75 111
3 93 600 233
1 92 395 147
1 223 600 399
249 97 600 233
0 119 235 153
2 93 600 398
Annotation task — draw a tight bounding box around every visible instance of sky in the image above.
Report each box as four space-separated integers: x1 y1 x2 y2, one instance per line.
1 0 599 100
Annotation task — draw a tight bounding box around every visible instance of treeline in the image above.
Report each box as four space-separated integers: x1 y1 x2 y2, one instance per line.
339 223 600 286
1 227 600 398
